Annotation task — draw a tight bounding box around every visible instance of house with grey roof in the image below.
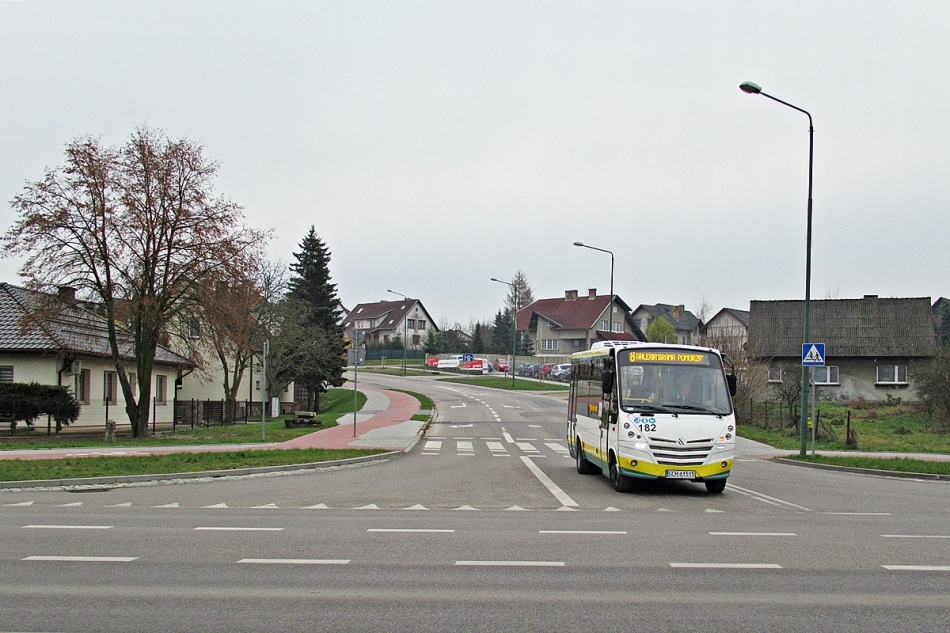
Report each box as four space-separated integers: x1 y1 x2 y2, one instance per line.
0 282 192 428
516 289 644 356
342 298 438 349
631 303 702 345
748 296 937 402
703 307 750 346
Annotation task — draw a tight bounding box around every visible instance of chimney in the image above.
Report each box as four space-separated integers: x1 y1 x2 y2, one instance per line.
565 290 578 301
57 286 76 304
864 294 878 299
587 288 597 300
673 305 683 320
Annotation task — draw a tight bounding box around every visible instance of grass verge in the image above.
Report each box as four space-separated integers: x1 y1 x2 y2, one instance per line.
784 454 950 476
0 448 386 483
437 376 568 391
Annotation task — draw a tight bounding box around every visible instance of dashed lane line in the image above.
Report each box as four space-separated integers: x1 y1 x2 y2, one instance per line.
520 456 578 508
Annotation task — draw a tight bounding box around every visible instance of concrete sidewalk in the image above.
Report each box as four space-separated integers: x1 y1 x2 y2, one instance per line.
0 383 427 461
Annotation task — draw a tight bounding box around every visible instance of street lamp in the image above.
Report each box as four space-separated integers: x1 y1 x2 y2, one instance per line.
740 80 814 457
387 289 409 375
573 241 615 340
490 277 518 388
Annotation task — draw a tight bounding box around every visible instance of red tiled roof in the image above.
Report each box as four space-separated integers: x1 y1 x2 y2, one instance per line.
517 295 615 331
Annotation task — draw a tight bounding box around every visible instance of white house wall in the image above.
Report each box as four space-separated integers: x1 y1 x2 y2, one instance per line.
0 353 178 429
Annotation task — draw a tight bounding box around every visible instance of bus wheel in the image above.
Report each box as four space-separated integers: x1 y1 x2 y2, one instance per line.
609 459 634 493
575 440 595 475
704 479 727 494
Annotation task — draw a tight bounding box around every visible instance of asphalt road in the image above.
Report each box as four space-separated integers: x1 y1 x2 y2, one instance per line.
2 372 949 632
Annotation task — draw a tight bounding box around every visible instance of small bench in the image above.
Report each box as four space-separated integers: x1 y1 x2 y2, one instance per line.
285 411 322 428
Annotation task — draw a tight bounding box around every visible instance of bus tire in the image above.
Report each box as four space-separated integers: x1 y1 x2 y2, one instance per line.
704 479 727 494
575 440 596 475
609 458 634 493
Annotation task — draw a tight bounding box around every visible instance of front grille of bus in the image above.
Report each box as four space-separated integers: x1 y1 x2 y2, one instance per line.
647 437 715 466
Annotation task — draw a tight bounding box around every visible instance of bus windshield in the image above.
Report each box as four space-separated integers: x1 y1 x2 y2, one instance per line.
617 349 733 416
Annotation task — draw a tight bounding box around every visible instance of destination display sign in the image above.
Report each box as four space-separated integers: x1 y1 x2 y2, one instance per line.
627 351 709 364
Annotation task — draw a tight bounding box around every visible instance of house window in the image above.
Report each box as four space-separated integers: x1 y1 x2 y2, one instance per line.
876 365 907 385
76 369 91 404
573 340 582 347
412 334 421 345
0 366 13 383
407 319 416 329
813 366 839 385
188 318 201 340
612 322 621 332
540 339 559 351
418 320 426 330
768 367 782 383
601 321 608 331
103 371 118 404
155 375 168 405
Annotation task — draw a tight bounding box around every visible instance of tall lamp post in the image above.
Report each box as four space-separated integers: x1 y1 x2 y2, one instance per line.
490 277 518 388
387 289 409 375
573 241 615 339
740 80 814 457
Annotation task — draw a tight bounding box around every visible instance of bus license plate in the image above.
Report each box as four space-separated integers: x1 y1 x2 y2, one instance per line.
665 470 695 479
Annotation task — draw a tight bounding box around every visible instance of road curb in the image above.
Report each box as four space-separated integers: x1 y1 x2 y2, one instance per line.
772 457 950 481
0 451 399 490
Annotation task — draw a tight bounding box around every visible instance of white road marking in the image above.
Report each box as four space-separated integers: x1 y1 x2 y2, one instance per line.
4 501 34 506
354 504 379 510
155 502 179 508
367 529 454 533
725 484 812 511
23 525 112 530
456 560 564 567
486 441 507 452
450 403 467 408
882 534 950 539
457 441 474 452
303 503 328 509
24 556 136 562
670 563 782 569
540 530 627 535
203 503 228 508
515 442 539 453
57 502 82 507
823 512 892 516
450 424 473 428
194 527 283 531
545 442 568 453
882 565 950 571
520 456 578 507
424 440 442 451
403 504 428 510
252 503 279 509
239 558 349 565
503 432 515 444
710 532 797 537
108 502 132 507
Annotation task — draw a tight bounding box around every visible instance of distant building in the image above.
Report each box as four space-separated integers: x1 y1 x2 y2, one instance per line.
748 296 937 402
516 289 644 355
631 303 702 345
342 298 438 349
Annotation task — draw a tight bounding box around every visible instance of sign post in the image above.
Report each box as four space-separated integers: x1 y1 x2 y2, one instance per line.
802 343 825 455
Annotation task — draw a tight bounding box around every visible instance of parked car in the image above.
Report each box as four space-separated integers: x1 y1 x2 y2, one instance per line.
539 363 555 379
518 363 533 376
551 363 572 381
493 358 510 372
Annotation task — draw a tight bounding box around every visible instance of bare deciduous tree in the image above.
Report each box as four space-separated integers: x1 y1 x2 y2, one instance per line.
3 127 269 435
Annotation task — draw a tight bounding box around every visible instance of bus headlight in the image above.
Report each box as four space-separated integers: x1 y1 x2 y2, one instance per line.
634 442 647 450
714 444 728 451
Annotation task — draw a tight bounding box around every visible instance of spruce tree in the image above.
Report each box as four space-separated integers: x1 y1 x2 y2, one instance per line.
284 227 346 411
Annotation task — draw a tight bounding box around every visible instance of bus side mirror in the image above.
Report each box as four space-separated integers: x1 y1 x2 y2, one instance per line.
602 370 615 395
727 374 737 397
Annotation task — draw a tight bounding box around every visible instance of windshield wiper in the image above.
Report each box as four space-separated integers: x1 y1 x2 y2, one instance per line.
622 404 674 414
662 404 723 416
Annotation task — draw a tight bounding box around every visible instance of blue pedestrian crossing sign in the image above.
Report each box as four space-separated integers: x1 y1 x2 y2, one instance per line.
802 343 825 367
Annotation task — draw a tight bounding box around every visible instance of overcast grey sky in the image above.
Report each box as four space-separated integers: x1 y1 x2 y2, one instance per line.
2 1 948 326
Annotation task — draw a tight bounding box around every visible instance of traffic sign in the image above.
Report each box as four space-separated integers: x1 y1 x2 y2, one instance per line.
462 353 474 362
802 343 825 367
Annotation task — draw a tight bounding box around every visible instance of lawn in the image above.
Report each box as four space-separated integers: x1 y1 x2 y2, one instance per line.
738 399 950 453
